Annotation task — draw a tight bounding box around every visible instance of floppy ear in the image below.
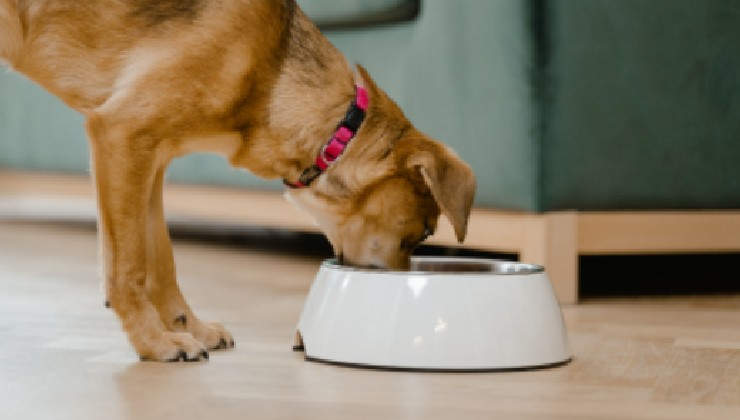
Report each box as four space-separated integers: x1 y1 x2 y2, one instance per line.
407 146 476 243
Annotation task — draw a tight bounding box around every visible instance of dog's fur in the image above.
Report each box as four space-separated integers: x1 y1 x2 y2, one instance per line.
0 0 476 361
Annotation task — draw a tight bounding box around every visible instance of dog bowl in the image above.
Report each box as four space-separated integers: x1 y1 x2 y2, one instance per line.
294 257 571 371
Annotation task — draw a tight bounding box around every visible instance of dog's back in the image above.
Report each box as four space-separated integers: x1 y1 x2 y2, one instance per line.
0 0 294 114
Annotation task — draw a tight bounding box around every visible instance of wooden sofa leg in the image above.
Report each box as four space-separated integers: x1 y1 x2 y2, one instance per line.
520 211 579 304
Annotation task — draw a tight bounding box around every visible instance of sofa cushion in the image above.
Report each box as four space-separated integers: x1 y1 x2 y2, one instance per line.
541 0 740 210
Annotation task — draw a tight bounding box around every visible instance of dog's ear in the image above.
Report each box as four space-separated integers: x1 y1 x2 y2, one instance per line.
354 64 376 94
406 144 476 243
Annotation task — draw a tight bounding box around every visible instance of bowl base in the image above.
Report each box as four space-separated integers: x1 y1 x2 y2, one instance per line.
292 330 572 373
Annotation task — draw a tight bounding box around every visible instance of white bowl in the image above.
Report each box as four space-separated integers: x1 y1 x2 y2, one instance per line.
294 257 571 371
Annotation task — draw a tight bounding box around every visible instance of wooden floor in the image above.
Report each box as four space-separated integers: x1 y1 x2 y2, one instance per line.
1 222 740 420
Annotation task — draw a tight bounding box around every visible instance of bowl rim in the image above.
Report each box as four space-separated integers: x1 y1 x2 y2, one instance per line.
321 256 545 275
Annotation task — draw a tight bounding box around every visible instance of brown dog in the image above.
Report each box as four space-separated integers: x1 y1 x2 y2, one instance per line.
0 0 476 361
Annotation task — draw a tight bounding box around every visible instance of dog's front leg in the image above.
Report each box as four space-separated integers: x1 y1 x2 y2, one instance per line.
88 115 208 362
146 168 235 351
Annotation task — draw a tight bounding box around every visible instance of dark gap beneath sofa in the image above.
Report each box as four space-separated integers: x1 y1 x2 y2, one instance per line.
579 253 740 297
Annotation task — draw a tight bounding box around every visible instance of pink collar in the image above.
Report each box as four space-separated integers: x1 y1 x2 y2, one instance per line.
284 86 369 188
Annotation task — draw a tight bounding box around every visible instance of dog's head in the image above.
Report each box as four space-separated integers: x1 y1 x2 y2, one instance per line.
287 66 476 270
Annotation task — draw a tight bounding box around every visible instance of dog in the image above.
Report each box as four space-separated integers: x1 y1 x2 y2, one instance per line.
0 0 476 362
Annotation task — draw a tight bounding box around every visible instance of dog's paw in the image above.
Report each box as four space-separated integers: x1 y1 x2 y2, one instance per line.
191 320 236 351
136 331 209 362
171 314 235 351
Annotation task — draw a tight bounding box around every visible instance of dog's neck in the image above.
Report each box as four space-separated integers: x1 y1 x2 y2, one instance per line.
282 84 368 189
228 6 359 184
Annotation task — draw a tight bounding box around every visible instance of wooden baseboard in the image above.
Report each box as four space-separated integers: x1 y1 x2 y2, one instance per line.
578 211 740 254
3 170 740 304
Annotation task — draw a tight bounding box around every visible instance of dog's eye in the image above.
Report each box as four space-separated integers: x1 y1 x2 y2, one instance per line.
400 228 434 251
422 227 433 240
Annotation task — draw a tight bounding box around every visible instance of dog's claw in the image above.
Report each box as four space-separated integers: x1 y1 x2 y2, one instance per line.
166 350 187 362
208 337 235 350
164 349 208 362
